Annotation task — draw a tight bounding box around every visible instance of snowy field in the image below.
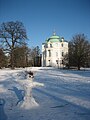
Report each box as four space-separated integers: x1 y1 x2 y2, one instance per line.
0 67 90 120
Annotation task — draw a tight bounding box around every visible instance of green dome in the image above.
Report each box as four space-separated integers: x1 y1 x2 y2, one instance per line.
50 35 60 39
46 34 61 43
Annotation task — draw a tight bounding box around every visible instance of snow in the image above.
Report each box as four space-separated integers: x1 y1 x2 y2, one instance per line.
0 67 90 120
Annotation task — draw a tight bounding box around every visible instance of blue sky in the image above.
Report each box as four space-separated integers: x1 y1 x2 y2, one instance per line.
0 0 90 50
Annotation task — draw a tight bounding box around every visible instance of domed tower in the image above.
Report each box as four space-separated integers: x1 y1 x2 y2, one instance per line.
42 33 68 68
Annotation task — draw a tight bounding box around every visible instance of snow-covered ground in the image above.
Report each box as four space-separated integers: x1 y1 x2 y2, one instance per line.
0 67 90 120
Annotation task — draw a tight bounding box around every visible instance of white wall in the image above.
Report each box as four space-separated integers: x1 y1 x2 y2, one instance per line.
42 41 68 67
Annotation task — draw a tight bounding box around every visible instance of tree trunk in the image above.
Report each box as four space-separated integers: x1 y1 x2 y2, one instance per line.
11 50 14 69
77 64 80 70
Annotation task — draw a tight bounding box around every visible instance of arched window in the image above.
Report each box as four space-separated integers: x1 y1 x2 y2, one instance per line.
61 43 63 47
62 52 64 56
48 50 51 57
50 44 52 48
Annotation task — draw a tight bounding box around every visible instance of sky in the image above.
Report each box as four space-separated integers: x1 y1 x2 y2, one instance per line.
0 0 90 50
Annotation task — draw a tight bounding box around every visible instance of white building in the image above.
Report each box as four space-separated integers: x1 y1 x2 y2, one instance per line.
42 32 68 68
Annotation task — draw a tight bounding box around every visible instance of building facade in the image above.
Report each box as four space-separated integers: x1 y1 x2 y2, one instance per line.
42 33 68 68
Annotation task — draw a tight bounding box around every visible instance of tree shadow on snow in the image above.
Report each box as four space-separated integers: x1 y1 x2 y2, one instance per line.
60 69 90 78
0 99 8 120
34 88 90 119
8 86 25 105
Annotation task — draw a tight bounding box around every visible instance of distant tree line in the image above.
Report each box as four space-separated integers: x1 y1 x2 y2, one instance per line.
63 34 90 70
0 21 90 70
0 21 41 69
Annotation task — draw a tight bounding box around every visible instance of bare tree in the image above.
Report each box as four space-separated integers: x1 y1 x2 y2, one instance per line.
0 21 27 69
63 34 90 70
28 46 41 67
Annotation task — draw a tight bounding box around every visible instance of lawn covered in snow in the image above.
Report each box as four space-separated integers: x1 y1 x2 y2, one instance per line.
0 67 90 120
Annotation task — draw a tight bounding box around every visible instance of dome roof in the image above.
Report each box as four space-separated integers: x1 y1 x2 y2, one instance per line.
50 35 60 39
46 33 61 43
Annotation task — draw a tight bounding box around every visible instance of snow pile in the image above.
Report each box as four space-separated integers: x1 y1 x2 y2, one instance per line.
20 96 39 109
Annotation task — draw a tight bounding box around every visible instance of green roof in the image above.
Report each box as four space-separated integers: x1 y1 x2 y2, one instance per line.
46 35 61 43
50 35 60 39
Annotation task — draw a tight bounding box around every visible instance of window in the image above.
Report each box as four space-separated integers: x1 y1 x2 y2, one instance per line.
62 52 64 56
50 44 52 48
61 43 63 47
48 60 51 66
48 50 51 57
56 60 58 64
45 44 48 48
